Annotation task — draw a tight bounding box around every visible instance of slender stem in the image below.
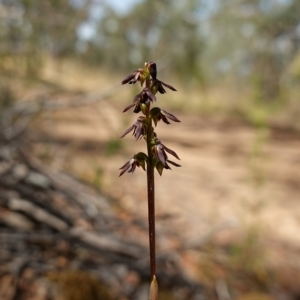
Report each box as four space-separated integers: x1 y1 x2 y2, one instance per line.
146 113 156 279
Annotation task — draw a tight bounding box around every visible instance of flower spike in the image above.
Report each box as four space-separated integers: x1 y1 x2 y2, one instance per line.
119 61 181 293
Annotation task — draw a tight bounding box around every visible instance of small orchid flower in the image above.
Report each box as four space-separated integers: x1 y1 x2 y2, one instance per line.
150 107 180 126
119 153 147 177
152 138 180 167
141 61 177 94
151 79 177 94
120 116 147 140
121 68 147 86
123 88 156 113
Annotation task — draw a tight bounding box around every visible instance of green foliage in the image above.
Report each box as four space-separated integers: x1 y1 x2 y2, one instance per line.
229 226 267 283
0 83 15 112
105 139 123 156
85 0 205 84
1 0 299 102
206 0 300 102
0 0 88 76
48 270 113 300
92 166 104 190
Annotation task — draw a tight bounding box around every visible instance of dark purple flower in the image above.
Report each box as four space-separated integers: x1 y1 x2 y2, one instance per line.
121 69 146 86
153 138 180 167
119 154 146 177
119 157 145 177
120 116 146 140
123 88 156 113
145 61 176 93
151 79 177 94
136 87 156 102
160 109 180 124
150 107 180 126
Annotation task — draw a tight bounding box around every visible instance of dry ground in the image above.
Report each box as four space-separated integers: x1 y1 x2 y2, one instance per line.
33 99 300 269
35 97 300 246
22 59 300 296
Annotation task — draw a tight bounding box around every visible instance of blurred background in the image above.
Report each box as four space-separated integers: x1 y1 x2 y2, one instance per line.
1 0 300 299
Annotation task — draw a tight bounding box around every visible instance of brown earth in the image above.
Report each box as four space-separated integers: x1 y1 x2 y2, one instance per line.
20 60 300 296
2 56 300 299
33 99 300 275
38 102 300 247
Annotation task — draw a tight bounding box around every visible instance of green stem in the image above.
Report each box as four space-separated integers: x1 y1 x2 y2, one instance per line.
146 113 156 279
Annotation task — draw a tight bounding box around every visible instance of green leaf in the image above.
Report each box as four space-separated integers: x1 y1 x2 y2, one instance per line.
134 152 148 170
155 161 164 176
150 107 161 118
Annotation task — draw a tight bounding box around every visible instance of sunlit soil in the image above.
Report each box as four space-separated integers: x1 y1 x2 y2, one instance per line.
21 58 300 297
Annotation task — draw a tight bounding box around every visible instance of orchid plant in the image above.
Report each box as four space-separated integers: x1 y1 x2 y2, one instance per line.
119 62 180 300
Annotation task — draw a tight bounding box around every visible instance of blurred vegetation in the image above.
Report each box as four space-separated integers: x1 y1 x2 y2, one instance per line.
0 0 88 77
48 270 114 300
105 138 124 156
1 0 300 112
0 0 299 132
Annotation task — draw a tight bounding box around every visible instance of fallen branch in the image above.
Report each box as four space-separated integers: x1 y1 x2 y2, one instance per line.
1 83 120 141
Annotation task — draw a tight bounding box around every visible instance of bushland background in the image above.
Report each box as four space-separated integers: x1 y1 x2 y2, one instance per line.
1 0 300 299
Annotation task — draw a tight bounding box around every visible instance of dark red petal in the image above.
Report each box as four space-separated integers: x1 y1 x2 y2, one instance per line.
162 110 180 122
129 163 137 173
157 82 166 94
119 167 129 176
123 103 135 112
119 160 133 176
145 89 156 102
134 72 140 82
161 115 171 124
167 160 181 167
119 160 131 170
121 74 135 85
121 69 144 85
148 62 157 79
163 144 180 160
133 91 143 102
120 125 134 138
164 162 172 170
134 126 143 140
133 104 141 113
160 80 177 91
